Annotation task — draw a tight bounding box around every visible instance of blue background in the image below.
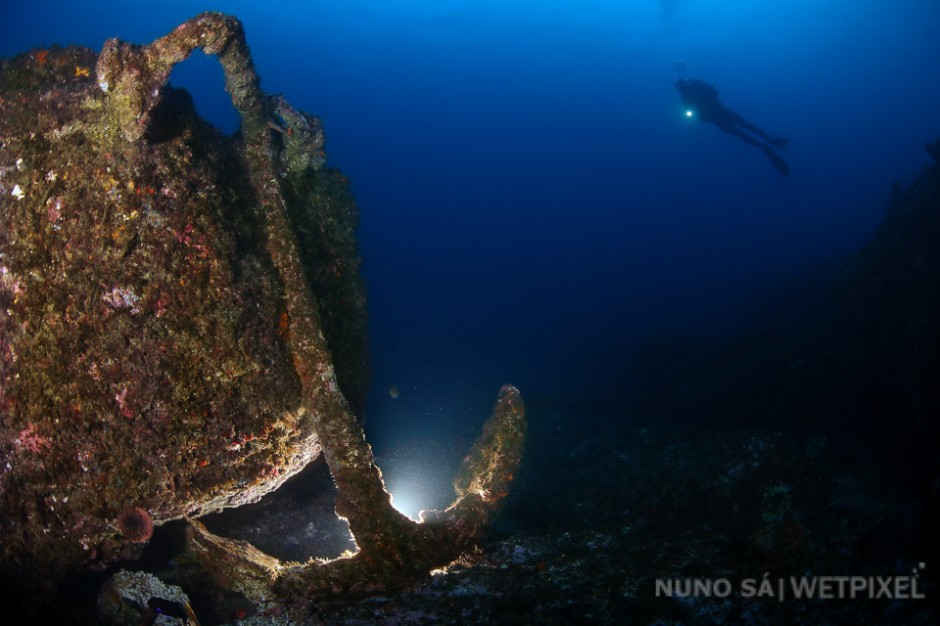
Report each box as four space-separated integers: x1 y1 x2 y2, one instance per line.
3 0 939 516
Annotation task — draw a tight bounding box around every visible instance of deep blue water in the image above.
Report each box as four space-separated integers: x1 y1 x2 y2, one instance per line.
3 0 939 516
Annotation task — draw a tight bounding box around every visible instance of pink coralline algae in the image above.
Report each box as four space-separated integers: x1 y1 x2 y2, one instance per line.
113 386 134 418
101 286 141 312
14 425 49 454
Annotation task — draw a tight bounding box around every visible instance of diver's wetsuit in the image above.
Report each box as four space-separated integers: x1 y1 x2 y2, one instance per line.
676 78 790 176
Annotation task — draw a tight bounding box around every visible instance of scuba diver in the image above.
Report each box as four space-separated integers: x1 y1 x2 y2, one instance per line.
676 78 790 176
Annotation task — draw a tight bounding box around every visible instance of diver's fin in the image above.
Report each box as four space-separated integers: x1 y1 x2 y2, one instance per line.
770 137 789 150
763 146 790 176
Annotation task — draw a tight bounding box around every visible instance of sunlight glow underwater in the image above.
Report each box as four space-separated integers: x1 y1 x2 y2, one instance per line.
387 481 428 521
380 455 456 521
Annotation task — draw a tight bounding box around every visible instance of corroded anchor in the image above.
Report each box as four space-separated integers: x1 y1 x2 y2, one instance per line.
96 12 525 607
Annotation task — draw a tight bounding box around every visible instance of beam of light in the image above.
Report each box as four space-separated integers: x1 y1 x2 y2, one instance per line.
685 109 694 118
379 452 456 521
387 479 430 521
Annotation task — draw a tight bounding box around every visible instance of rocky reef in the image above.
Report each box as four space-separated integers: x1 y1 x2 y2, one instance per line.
0 13 524 617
